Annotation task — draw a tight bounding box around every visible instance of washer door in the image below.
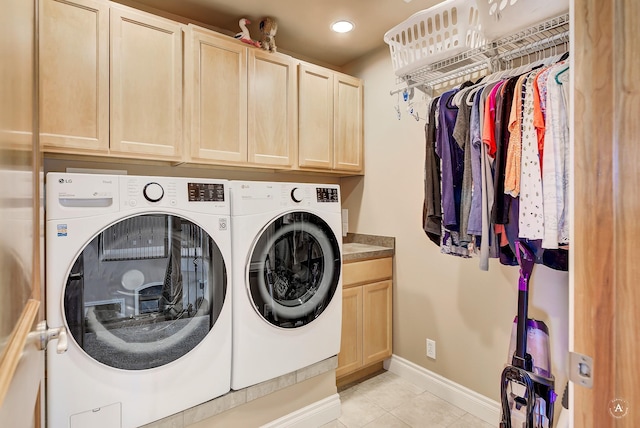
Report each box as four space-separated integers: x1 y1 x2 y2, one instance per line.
247 211 341 328
63 214 227 370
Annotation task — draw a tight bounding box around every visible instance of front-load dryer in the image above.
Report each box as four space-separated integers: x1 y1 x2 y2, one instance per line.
229 181 342 390
45 173 232 428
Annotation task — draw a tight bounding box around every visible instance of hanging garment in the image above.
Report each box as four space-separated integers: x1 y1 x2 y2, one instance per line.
452 88 474 245
541 64 570 248
423 97 442 246
504 74 529 197
479 82 501 270
467 86 485 237
492 76 518 225
518 72 545 240
436 89 464 231
437 88 471 258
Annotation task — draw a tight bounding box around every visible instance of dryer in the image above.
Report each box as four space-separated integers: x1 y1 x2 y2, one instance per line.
45 173 232 428
230 181 342 390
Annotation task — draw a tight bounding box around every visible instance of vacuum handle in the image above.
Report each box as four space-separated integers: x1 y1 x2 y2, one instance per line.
512 288 532 371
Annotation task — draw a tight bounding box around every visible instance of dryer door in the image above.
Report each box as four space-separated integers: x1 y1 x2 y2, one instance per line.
247 211 341 328
63 213 227 370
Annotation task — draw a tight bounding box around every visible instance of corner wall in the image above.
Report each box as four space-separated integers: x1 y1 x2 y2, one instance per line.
341 47 569 402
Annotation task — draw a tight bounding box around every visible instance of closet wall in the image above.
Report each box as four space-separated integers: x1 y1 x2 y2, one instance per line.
341 46 569 402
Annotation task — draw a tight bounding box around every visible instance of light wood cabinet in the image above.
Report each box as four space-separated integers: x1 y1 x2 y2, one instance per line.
334 73 364 172
185 26 247 163
39 0 109 154
40 1 183 160
109 4 183 160
337 257 393 382
248 49 297 167
298 63 363 173
39 3 359 173
185 26 295 167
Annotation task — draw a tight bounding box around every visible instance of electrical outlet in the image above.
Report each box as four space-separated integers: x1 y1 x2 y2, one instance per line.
426 339 436 359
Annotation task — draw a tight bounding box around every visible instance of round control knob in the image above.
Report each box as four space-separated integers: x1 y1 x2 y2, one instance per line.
143 182 164 202
291 187 304 203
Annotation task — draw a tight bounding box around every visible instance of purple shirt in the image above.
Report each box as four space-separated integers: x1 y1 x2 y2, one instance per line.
435 89 463 230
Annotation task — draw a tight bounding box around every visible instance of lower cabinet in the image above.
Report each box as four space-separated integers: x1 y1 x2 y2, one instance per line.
337 257 392 384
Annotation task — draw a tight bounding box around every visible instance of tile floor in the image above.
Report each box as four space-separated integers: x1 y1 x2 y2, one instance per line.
322 371 495 428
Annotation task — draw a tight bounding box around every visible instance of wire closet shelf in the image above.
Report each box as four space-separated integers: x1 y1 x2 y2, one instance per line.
389 13 569 96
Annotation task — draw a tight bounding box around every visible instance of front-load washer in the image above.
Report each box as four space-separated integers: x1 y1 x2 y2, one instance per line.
229 181 342 390
45 173 232 428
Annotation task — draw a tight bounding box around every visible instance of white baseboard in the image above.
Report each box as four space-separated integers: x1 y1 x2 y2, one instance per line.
384 355 500 425
261 393 341 428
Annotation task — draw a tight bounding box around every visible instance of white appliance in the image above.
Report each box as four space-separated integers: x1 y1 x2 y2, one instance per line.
229 181 342 390
45 173 232 428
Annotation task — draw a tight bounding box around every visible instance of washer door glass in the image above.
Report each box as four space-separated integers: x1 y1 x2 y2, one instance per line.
248 211 340 328
63 214 227 370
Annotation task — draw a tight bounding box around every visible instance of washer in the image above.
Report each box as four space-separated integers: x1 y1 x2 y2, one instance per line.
229 181 342 390
45 173 232 428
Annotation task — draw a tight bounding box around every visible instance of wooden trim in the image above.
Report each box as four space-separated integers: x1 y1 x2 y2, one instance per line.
0 299 40 407
613 0 640 422
573 0 616 420
572 0 640 425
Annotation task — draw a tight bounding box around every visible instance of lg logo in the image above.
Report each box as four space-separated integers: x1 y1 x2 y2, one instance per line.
58 178 72 184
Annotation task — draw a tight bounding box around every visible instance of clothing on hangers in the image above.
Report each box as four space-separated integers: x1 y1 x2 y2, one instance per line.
423 96 442 246
422 52 571 271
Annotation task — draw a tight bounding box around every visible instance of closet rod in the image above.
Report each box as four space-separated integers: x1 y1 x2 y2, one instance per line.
498 31 569 62
389 80 427 96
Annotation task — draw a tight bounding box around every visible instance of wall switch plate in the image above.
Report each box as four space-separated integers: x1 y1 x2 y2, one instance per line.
426 339 436 359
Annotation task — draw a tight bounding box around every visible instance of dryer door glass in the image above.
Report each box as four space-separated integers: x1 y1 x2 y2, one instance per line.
63 214 227 370
247 211 340 328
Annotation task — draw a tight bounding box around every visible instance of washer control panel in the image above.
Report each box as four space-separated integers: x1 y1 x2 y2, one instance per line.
188 182 225 202
316 187 339 203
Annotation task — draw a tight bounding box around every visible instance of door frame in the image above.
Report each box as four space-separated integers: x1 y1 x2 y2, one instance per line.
573 0 639 425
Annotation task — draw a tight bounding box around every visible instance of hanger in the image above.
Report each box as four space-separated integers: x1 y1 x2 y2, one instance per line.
555 65 569 84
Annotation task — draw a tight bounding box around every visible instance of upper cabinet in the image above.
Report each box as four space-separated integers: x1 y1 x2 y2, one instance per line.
40 0 183 160
334 73 364 172
185 26 248 164
185 26 296 168
247 49 297 167
39 0 109 154
298 63 364 173
40 2 361 174
109 4 183 160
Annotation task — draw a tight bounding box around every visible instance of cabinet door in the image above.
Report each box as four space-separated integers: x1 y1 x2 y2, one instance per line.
110 5 182 160
185 27 247 163
248 50 296 167
334 73 363 172
362 280 392 367
336 286 363 378
39 0 109 153
298 63 334 169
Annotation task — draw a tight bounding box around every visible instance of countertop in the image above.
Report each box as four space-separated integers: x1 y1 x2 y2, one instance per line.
342 233 395 262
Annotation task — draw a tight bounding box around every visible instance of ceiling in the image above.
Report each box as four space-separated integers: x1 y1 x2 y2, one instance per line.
124 0 443 69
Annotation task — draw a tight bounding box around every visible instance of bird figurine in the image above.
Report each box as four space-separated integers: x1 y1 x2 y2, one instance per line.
259 17 278 53
234 18 261 48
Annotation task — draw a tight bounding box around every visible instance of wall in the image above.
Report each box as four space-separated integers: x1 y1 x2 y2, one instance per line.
341 46 569 402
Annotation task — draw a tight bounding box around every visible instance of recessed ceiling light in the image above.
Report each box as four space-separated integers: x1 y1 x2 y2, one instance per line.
331 20 354 33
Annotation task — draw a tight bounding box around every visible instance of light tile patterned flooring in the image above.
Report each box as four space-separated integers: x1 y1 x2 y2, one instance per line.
322 371 495 428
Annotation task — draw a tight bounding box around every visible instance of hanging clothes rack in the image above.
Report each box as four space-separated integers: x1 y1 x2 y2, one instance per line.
389 13 569 97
